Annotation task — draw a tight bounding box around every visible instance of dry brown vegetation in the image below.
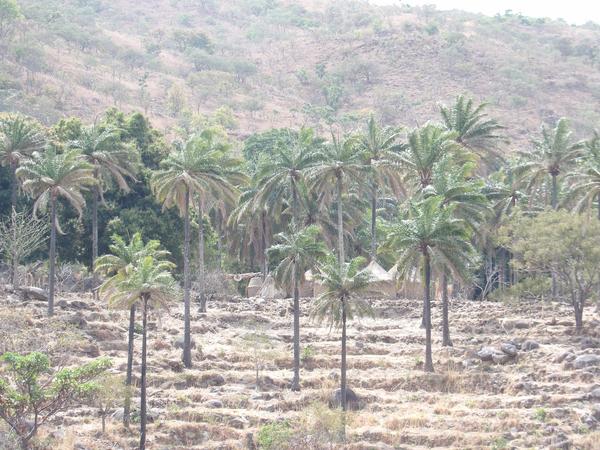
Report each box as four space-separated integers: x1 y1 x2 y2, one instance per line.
1 286 599 449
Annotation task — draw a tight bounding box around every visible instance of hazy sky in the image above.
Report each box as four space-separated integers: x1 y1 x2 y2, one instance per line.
371 1 600 25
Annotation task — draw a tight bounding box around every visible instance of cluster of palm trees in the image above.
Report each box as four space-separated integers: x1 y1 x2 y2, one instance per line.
3 94 600 443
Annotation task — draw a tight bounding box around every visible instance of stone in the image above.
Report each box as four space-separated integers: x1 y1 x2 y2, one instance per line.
174 336 196 349
70 300 88 310
329 388 361 411
573 354 600 369
592 404 600 421
205 399 223 408
81 343 100 357
492 353 512 365
201 373 225 387
581 337 600 349
67 313 87 328
229 416 249 429
501 343 518 357
522 340 540 351
477 346 498 361
591 388 600 400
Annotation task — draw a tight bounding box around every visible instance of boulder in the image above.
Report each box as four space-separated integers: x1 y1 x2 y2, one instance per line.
17 286 47 301
591 388 600 400
201 373 225 387
581 337 600 349
522 340 540 351
329 388 361 411
67 313 87 328
492 353 512 365
477 346 499 361
573 354 600 369
81 343 100 357
229 416 249 429
501 343 518 357
204 399 223 408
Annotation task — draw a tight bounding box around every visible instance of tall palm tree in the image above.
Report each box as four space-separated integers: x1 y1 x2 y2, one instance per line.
101 254 177 450
307 134 367 267
95 232 168 428
150 132 243 368
254 128 323 226
567 131 600 218
312 257 372 416
0 113 45 209
429 159 488 346
357 116 403 260
70 124 139 296
515 118 583 209
17 147 95 316
440 95 505 170
399 123 464 193
268 224 328 391
384 196 474 372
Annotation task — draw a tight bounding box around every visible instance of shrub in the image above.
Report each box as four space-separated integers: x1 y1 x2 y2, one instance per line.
257 421 292 450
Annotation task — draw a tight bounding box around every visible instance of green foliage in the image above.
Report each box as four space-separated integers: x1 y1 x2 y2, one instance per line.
257 420 292 450
0 352 111 447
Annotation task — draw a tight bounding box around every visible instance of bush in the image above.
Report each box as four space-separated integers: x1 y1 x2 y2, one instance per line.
257 421 292 450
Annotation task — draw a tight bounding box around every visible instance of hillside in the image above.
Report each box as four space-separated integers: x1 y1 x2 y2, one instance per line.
2 0 600 146
2 287 599 449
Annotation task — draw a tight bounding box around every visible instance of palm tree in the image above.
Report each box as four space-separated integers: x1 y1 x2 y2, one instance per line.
268 225 328 391
399 123 464 193
254 128 323 226
357 116 403 260
312 257 372 415
101 254 177 450
567 131 600 218
440 95 505 170
70 124 139 296
429 159 488 346
307 134 367 267
515 118 583 209
17 147 95 316
384 196 474 372
95 232 168 428
150 132 243 368
0 113 45 209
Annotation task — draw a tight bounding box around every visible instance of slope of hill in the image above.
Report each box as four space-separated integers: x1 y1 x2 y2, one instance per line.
1 288 599 449
2 0 600 146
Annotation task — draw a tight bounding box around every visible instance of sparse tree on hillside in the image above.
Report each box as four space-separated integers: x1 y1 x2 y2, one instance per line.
0 114 45 210
268 224 328 391
70 124 139 297
384 196 474 372
101 255 177 450
17 147 95 316
150 132 243 368
567 131 600 218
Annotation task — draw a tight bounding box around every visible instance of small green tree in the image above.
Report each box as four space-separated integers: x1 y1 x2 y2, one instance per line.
0 352 111 449
92 374 125 434
500 210 600 332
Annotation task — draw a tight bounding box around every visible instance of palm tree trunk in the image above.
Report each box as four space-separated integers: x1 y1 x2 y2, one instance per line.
10 159 17 211
216 219 223 270
336 176 345 268
340 297 347 442
551 174 558 299
441 272 452 347
92 183 99 298
123 304 135 428
139 295 148 450
340 298 347 410
197 210 206 313
370 181 377 261
291 177 299 226
291 264 300 391
261 211 267 280
48 195 56 316
423 253 434 372
182 189 192 368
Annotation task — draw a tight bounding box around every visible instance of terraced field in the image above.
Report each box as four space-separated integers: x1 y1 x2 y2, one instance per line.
1 288 599 449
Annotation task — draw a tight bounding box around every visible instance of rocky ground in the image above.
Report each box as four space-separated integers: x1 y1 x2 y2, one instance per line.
0 288 599 449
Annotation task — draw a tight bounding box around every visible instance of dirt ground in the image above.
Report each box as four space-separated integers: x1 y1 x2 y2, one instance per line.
1 288 599 449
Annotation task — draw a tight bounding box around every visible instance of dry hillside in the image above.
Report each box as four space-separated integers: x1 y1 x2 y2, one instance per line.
2 0 600 146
